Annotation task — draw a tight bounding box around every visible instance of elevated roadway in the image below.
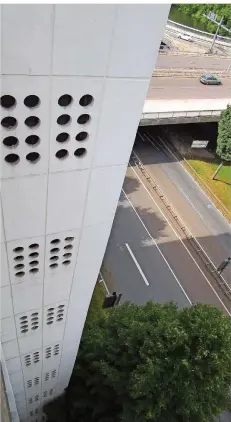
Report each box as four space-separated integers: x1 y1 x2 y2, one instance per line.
141 75 231 125
148 76 231 100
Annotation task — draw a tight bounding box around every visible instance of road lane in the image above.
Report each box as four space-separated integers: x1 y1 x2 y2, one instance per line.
156 54 230 71
103 166 230 314
103 190 190 308
134 131 231 285
147 77 231 100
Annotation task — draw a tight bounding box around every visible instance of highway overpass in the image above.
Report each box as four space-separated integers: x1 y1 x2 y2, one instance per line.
141 75 231 125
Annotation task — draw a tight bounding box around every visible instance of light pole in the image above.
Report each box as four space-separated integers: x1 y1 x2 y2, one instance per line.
203 11 231 53
210 16 224 52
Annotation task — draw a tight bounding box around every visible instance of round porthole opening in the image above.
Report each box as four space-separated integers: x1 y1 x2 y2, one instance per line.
58 95 73 107
0 95 16 109
79 94 93 107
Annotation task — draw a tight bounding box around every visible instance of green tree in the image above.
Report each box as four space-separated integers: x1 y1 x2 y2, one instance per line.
174 4 231 36
68 302 231 422
212 104 231 179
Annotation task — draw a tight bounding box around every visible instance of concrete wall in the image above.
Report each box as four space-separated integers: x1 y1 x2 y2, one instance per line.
0 5 170 422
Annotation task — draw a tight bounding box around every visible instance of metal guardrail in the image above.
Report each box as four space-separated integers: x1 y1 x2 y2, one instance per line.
141 110 222 121
167 19 231 45
130 148 231 303
153 69 230 78
159 50 227 57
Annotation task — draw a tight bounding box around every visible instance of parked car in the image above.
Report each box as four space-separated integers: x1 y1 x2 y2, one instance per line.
200 74 222 85
177 33 193 42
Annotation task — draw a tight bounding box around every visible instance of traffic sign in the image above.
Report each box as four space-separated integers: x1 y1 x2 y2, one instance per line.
191 140 209 148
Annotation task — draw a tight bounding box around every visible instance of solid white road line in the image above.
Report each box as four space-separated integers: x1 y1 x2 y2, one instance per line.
125 243 149 287
179 187 204 220
122 190 192 305
128 162 231 316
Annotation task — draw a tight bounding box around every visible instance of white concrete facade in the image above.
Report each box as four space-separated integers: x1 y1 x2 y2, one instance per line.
0 5 169 422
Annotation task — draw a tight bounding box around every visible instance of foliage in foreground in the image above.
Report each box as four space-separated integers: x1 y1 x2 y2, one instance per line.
216 104 231 162
176 4 231 37
68 301 231 422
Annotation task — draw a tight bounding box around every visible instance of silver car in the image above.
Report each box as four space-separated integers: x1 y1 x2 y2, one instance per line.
200 74 221 85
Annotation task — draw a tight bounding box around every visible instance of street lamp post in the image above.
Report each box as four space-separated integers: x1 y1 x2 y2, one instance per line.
203 11 231 53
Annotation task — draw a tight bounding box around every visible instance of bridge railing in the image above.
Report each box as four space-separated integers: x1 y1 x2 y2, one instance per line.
153 69 230 77
166 19 231 47
167 19 231 44
140 109 222 125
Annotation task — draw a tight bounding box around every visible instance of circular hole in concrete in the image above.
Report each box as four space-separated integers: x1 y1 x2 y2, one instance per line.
75 131 88 142
77 114 90 125
0 95 16 109
79 94 93 107
5 154 20 165
56 132 69 143
1 117 17 129
55 149 68 159
24 116 40 128
58 94 72 107
25 135 40 147
26 152 40 163
57 114 71 125
74 147 86 158
3 136 19 148
24 95 40 108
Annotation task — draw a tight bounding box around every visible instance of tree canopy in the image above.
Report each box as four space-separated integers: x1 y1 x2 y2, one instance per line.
68 301 231 422
175 4 231 37
216 104 231 162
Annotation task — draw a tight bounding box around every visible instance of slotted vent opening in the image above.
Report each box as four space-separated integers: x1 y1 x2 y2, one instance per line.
51 370 57 378
45 373 49 382
34 377 39 385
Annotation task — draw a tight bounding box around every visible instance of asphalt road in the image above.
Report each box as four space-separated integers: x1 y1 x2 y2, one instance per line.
103 163 231 314
147 76 231 100
134 132 231 284
156 54 230 71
